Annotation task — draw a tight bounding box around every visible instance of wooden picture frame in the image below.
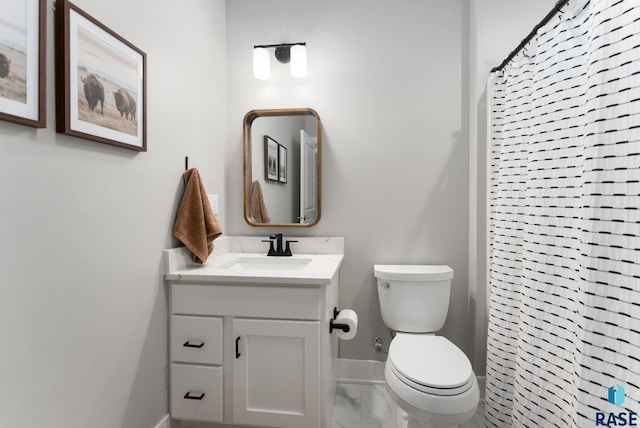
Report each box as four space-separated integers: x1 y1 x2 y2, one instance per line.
55 0 147 151
0 0 46 128
278 144 287 183
264 135 279 181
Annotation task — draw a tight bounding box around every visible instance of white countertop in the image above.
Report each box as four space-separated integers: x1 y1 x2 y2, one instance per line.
164 236 344 286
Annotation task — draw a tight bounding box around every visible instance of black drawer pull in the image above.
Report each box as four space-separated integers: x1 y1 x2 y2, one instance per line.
184 392 206 400
235 336 241 358
183 340 205 349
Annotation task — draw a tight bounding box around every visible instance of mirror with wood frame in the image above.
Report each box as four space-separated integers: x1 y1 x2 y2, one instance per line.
243 108 321 227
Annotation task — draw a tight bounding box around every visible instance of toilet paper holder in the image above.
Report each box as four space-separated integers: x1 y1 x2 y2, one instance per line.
329 307 350 334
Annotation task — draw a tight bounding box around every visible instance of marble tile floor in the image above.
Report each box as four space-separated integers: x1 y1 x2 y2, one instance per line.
332 383 485 428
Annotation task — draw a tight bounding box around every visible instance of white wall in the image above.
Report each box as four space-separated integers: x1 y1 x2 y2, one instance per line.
0 1 566 426
0 0 227 426
225 0 471 362
226 0 561 370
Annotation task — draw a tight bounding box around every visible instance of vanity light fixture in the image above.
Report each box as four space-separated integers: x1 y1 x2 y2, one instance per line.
252 42 307 80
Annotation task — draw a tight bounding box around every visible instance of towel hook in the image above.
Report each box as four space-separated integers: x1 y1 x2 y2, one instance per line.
183 156 189 188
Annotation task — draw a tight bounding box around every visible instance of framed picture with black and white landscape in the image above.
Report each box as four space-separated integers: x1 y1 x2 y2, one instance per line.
278 143 287 183
0 0 46 128
264 135 279 181
55 0 146 151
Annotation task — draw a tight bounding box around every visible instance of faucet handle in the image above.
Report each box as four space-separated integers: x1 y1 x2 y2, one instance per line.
268 233 285 255
283 240 298 257
261 239 276 256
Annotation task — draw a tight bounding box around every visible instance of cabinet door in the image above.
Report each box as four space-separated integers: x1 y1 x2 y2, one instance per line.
233 319 320 428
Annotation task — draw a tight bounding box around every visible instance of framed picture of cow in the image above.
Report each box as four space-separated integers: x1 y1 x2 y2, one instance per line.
0 0 46 128
55 0 146 151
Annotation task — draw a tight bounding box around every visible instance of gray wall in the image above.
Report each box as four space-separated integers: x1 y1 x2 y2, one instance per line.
0 1 561 426
0 0 227 426
225 0 471 362
226 0 558 369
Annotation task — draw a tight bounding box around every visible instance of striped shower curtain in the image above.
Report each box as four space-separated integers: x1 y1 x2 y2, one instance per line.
486 1 640 426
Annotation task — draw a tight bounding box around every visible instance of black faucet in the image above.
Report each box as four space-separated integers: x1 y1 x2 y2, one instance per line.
262 234 297 257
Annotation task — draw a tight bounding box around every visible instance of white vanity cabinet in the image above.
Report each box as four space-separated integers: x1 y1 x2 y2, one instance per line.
169 283 331 428
165 237 343 428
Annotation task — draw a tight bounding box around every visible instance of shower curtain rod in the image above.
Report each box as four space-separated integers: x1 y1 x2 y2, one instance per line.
491 0 570 73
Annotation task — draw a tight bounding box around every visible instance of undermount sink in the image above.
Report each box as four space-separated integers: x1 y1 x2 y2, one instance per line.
220 256 313 272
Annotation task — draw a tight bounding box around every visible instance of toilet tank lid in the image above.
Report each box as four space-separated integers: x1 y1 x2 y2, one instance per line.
374 265 453 281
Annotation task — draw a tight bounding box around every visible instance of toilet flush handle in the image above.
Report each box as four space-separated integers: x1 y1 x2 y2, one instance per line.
382 281 390 289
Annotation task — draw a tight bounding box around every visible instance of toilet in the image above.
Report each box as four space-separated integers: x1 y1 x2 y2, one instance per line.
374 265 479 428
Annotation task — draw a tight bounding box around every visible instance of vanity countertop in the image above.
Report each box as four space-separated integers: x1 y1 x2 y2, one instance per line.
164 236 344 286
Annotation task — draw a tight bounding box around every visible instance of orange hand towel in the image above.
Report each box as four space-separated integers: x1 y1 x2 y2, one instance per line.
249 180 271 224
173 168 223 264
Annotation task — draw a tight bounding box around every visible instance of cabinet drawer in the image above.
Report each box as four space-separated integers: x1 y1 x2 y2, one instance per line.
172 283 321 320
171 316 223 364
171 364 223 422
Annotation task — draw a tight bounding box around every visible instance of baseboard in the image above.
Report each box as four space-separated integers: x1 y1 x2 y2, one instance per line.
477 375 486 403
338 358 386 384
337 358 486 402
152 414 170 428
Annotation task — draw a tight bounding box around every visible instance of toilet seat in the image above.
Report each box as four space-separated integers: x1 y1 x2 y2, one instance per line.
384 334 479 425
388 334 474 396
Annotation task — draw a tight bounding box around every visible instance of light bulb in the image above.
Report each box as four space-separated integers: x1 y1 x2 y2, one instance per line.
253 47 270 80
290 44 307 78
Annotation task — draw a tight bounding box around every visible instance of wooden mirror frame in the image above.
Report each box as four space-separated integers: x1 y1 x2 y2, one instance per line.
243 108 321 228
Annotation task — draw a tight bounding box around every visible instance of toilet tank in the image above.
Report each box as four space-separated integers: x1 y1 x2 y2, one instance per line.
374 265 454 333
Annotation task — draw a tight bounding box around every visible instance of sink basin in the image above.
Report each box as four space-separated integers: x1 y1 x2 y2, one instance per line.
220 257 312 272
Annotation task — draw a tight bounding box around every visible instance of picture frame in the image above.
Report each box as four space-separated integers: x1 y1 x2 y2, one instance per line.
55 0 147 151
264 135 279 181
0 0 46 128
278 144 287 183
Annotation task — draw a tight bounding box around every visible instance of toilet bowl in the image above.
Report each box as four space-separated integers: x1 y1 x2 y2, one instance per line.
385 333 479 428
374 265 480 428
